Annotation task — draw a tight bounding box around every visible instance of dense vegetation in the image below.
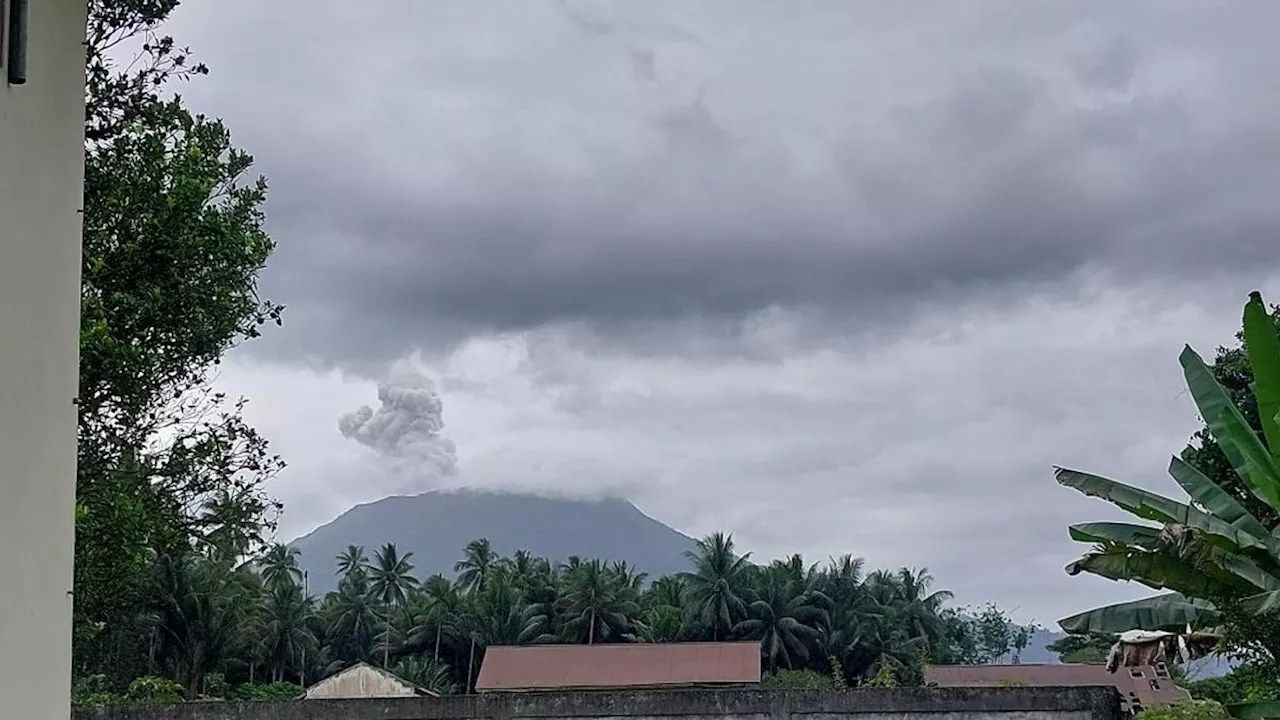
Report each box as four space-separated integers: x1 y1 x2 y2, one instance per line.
74 0 285 689
72 532 1039 703
1055 293 1280 707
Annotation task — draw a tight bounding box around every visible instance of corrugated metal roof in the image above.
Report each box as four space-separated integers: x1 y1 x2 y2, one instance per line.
475 642 762 692
925 664 1189 712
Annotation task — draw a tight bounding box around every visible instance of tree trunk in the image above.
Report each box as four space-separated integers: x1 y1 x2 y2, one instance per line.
588 612 595 645
383 606 393 667
182 645 205 702
184 675 200 702
466 637 476 694
434 625 442 663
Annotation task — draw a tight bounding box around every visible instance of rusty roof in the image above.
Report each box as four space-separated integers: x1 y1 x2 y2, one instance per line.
925 664 1190 712
475 642 762 692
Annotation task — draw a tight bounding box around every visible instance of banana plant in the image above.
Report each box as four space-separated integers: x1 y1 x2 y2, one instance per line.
1058 291 1280 634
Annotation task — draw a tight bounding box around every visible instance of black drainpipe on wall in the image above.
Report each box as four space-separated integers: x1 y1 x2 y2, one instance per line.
5 0 29 85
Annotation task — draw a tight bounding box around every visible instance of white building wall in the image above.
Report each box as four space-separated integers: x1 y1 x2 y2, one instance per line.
0 0 88 718
305 664 420 699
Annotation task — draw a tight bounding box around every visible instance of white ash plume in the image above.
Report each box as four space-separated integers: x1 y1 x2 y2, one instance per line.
339 371 458 480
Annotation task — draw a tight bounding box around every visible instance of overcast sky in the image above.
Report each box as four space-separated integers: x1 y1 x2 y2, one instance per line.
167 1 1280 625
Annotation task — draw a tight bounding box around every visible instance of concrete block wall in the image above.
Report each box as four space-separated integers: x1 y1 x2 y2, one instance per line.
0 0 88 719
74 687 1123 720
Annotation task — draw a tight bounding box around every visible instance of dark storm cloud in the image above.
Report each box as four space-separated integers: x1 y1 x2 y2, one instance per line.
169 1 1280 368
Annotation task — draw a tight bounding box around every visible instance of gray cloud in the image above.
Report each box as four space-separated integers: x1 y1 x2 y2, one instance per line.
219 279 1263 623
178 1 1280 623
167 1 1280 368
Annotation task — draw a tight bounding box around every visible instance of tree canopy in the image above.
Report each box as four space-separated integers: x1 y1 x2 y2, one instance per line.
75 535 1036 704
1057 291 1280 700
74 0 284 683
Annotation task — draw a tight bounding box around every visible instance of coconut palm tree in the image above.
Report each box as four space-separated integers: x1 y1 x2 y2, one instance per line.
681 532 751 641
258 543 302 590
335 545 367 579
889 567 952 644
460 575 526 693
149 551 249 700
734 563 826 674
409 574 463 663
368 543 418 666
393 656 458 695
643 575 687 610
559 559 641 644
454 538 498 594
258 581 318 683
197 488 269 562
323 571 379 667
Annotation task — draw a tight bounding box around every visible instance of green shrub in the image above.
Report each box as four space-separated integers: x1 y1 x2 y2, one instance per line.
230 681 303 701
865 663 899 688
761 668 835 690
1183 666 1280 705
202 672 229 700
71 675 116 706
1135 700 1231 720
124 676 183 705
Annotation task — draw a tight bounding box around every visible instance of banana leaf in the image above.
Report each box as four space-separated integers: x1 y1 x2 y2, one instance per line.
1214 548 1280 592
1058 592 1219 634
1167 455 1271 542
1239 587 1280 614
1056 468 1270 552
1064 543 1264 594
1216 406 1280 513
1228 701 1280 720
1182 345 1280 512
1069 522 1163 550
1243 291 1280 465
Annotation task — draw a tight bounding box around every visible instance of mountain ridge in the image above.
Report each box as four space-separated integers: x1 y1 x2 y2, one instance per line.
290 488 699 595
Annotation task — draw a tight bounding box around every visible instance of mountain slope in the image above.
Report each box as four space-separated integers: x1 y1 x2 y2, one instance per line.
290 490 698 595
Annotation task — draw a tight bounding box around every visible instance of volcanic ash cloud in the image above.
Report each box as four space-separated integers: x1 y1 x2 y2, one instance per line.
338 372 458 480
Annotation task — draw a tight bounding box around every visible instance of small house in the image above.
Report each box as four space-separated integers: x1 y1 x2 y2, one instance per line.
302 662 439 699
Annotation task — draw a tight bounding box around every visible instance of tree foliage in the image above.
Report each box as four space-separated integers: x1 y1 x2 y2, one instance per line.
81 534 1027 702
1135 701 1232 720
1182 664 1280 706
1058 291 1280 696
1046 633 1114 664
936 603 1039 665
1181 304 1280 528
75 0 284 685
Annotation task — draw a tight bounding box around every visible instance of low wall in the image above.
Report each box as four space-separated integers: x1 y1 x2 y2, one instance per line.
74 686 1122 720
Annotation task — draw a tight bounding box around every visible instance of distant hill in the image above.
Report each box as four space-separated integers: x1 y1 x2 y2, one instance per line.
290 489 699 595
1018 627 1064 664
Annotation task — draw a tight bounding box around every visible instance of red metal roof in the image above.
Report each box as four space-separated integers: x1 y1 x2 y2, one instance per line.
475 642 762 692
925 664 1190 712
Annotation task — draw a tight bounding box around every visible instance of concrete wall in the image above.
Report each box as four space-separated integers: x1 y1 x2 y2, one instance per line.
0 0 88 719
74 687 1123 720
